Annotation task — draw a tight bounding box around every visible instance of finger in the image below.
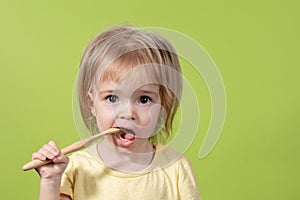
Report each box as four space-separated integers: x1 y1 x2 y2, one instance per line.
38 144 59 160
31 152 46 161
53 153 69 164
48 140 59 150
47 141 60 156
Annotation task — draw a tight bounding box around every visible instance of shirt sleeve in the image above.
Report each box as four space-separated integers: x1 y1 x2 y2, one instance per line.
60 157 74 199
177 156 201 200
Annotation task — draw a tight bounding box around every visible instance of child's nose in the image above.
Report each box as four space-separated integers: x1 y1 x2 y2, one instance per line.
115 101 136 120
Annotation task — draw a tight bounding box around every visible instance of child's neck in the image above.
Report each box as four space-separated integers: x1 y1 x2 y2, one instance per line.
97 139 155 173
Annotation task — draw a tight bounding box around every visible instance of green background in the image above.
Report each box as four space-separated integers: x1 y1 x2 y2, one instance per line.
1 0 299 199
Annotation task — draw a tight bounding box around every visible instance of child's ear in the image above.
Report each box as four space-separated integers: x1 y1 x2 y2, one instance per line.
88 92 96 117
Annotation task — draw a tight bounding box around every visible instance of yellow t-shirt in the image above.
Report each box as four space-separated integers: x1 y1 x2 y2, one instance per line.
60 144 201 200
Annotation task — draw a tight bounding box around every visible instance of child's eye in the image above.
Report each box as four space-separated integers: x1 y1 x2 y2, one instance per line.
139 96 151 104
106 95 119 103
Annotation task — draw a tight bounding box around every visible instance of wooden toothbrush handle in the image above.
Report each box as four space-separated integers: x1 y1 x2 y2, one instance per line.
22 128 120 171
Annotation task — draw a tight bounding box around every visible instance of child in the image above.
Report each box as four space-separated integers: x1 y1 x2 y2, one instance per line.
32 25 201 200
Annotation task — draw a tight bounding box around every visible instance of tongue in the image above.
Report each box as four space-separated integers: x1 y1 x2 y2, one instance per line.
123 133 135 140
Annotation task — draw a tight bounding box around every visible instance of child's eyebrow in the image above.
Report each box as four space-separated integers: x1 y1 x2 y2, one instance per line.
98 89 119 94
135 89 159 95
97 88 159 95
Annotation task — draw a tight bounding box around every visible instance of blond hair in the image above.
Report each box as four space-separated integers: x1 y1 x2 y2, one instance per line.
77 25 182 143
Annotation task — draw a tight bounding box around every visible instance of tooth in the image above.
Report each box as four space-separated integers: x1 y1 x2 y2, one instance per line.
118 134 127 141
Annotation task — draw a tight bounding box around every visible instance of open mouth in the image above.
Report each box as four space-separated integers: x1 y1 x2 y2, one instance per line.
114 127 136 142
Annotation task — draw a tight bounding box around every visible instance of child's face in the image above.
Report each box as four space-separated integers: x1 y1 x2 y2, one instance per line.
90 80 162 151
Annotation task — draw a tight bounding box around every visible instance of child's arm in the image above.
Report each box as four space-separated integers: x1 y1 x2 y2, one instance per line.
31 141 70 200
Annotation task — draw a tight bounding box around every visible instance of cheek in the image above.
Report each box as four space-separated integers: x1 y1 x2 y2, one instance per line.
94 105 114 131
150 104 162 121
141 104 162 126
135 104 162 138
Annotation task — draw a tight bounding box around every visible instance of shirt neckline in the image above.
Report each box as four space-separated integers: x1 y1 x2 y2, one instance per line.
85 143 163 178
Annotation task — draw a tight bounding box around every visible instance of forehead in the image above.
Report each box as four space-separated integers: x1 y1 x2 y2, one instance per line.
98 62 165 88
94 48 168 89
98 81 160 95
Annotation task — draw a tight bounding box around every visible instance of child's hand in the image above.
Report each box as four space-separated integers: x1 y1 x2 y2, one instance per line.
31 141 69 180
